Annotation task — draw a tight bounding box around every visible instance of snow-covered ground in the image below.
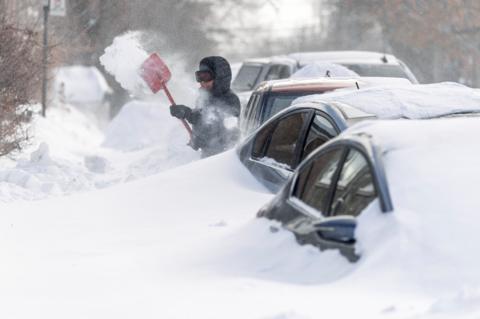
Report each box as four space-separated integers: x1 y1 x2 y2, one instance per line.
0 100 198 202
1 98 479 318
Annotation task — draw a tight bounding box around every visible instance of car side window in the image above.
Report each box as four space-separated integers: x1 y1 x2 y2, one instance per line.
293 148 344 215
278 65 291 79
301 113 338 161
265 65 285 81
263 112 310 168
330 149 377 217
233 64 262 91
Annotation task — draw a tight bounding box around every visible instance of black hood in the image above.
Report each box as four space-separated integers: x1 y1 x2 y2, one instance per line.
198 56 232 96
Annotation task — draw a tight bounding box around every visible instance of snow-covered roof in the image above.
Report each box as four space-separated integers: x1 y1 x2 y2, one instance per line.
288 51 400 66
293 82 480 119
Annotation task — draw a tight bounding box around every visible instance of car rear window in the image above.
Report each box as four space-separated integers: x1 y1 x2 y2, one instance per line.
342 64 410 80
232 64 263 92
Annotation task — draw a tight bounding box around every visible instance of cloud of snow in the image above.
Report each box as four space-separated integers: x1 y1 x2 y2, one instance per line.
99 31 150 95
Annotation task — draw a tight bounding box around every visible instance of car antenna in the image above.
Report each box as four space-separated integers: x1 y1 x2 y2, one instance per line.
381 54 388 63
325 70 331 77
355 81 360 90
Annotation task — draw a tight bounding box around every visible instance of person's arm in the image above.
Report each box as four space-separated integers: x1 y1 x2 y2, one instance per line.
170 104 202 125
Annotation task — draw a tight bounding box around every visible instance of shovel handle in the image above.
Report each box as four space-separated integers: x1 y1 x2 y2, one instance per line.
160 82 193 139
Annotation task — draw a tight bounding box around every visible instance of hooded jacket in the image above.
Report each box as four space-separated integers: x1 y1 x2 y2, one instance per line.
186 56 241 157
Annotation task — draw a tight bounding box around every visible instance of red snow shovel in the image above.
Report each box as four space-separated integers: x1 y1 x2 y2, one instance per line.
140 53 193 139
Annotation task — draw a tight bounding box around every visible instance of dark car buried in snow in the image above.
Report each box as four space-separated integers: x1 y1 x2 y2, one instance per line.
256 129 393 262
240 77 367 136
256 115 480 262
237 99 374 193
236 82 480 193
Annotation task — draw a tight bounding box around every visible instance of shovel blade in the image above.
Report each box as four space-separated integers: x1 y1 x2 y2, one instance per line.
140 53 172 93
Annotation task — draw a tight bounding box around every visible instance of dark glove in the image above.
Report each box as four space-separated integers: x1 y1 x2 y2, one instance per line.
170 104 191 120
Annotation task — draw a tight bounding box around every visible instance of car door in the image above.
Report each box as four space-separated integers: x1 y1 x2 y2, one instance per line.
247 110 313 191
286 146 379 261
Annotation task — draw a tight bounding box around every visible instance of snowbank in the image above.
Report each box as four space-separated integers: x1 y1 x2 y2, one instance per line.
346 118 480 315
102 99 199 176
0 99 200 202
294 82 480 119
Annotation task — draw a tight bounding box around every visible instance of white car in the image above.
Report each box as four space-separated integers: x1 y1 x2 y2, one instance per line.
232 51 419 106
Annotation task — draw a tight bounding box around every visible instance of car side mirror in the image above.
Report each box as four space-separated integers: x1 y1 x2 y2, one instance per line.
313 217 356 244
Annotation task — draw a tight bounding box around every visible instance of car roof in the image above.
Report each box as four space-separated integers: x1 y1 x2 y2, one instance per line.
290 100 376 121
241 55 297 66
292 82 480 120
288 51 400 66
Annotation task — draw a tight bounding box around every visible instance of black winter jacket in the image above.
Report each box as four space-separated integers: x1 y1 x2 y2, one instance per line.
186 56 241 157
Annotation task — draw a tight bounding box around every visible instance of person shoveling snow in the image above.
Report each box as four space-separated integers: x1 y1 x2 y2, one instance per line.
169 56 241 158
100 33 240 158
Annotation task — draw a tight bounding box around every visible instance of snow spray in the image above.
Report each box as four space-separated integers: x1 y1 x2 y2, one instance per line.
99 32 149 94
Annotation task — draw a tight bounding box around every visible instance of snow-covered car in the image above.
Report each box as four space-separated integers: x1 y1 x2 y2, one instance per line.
54 66 113 123
240 76 411 136
237 82 480 192
256 117 480 262
232 51 419 106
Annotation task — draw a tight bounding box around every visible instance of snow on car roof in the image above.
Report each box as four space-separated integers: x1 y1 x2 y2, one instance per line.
293 82 480 119
288 51 400 65
291 62 360 78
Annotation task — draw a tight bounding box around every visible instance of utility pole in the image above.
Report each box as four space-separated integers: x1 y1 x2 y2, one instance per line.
42 0 50 117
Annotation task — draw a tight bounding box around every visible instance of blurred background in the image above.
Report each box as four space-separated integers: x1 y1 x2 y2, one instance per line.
1 0 480 123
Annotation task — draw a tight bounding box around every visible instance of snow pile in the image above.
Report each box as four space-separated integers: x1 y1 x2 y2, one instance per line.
99 31 149 94
291 62 359 78
0 105 108 202
102 99 199 177
0 98 200 202
294 82 480 119
349 118 480 298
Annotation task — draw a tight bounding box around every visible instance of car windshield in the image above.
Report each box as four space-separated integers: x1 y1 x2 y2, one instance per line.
262 93 305 123
232 64 263 92
342 63 410 80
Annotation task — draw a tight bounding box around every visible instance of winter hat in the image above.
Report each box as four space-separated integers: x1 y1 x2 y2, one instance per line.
198 60 215 77
198 56 232 95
